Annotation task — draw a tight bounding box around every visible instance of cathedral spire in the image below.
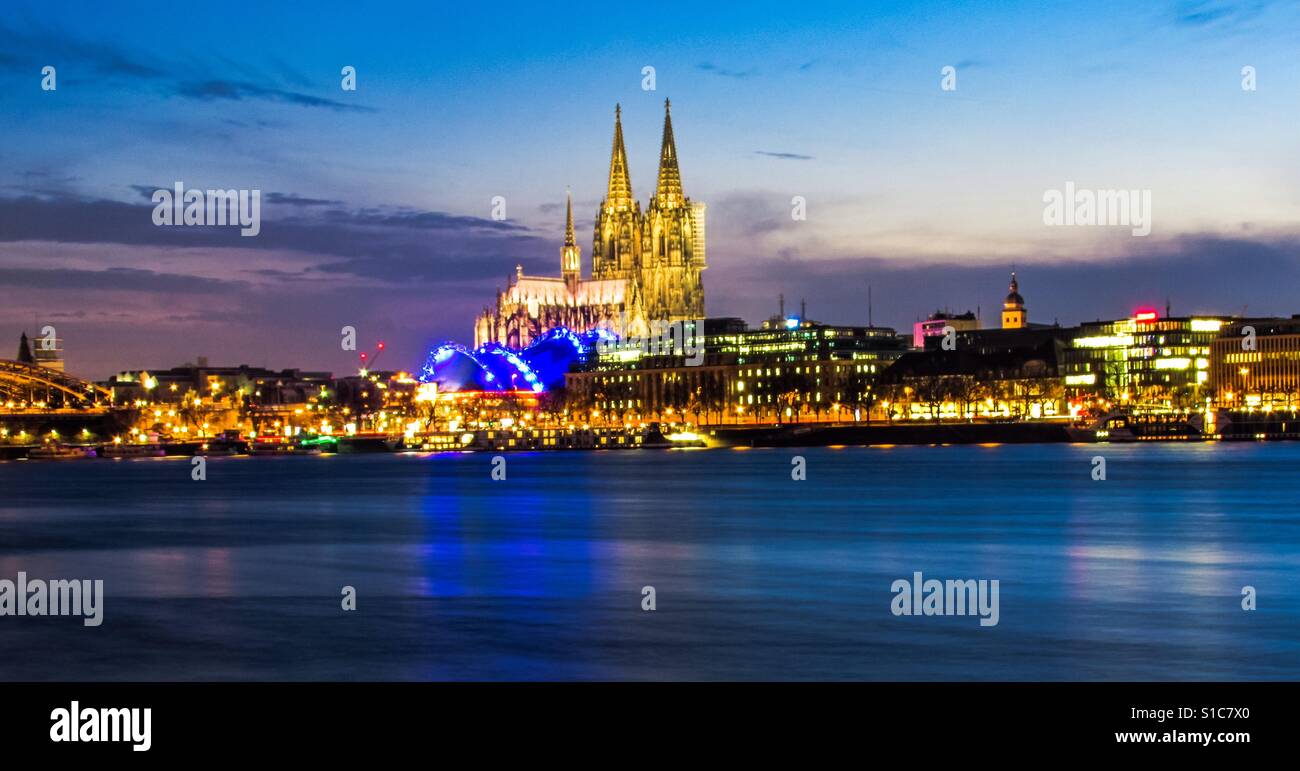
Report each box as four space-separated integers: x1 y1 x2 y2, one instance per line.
604 104 634 211
561 190 581 283
564 190 576 248
655 98 683 207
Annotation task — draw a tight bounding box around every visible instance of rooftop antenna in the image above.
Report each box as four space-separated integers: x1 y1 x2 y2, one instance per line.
779 293 785 318
1165 297 1171 318
800 298 806 320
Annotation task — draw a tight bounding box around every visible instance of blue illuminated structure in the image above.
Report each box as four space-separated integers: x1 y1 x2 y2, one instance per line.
418 327 609 393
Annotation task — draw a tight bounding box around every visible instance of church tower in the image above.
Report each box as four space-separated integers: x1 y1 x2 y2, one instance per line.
592 104 642 280
16 332 34 364
1001 272 1027 329
642 98 705 321
560 191 581 289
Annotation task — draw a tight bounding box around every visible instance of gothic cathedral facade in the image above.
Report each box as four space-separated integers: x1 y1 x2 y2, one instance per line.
475 101 706 348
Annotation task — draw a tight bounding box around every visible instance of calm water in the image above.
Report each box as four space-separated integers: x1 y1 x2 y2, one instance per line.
0 443 1297 681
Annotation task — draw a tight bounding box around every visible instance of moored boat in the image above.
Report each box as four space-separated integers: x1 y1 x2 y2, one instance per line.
200 438 244 456
249 439 295 456
101 442 166 458
28 444 97 460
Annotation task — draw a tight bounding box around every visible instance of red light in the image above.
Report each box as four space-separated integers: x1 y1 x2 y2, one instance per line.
377 342 385 350
1134 309 1158 322
359 353 368 360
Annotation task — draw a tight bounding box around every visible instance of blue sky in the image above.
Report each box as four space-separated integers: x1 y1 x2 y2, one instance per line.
2 1 1299 376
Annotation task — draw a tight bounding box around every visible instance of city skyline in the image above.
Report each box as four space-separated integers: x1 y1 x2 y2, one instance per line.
3 1 1300 378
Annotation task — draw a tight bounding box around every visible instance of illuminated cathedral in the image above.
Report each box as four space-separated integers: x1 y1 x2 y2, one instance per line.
474 100 707 348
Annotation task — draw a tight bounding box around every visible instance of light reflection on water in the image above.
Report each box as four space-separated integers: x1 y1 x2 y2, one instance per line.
0 443 1297 681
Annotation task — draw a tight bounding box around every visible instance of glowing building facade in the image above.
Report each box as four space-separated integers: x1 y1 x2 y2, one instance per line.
475 101 706 349
1211 317 1300 410
1061 312 1227 408
565 318 906 423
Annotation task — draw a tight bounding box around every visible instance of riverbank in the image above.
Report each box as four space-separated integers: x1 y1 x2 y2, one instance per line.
9 409 1300 460
706 420 1073 448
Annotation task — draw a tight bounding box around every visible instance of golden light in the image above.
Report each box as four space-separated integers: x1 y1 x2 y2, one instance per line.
415 383 438 403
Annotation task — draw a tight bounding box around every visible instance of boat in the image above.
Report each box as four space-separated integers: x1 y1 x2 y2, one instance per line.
337 434 400 453
101 442 166 458
296 434 337 454
28 444 97 460
200 438 244 456
1065 423 1136 443
248 439 295 456
641 424 707 449
1067 410 1203 442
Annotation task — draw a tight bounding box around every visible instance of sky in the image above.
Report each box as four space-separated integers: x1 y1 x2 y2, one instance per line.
2 0 1299 378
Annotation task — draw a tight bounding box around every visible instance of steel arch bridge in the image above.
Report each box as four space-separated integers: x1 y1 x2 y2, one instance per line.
0 360 111 408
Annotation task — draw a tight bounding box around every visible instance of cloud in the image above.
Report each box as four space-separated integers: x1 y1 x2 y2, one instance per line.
174 79 374 112
0 266 241 293
265 192 343 207
0 22 374 113
707 190 794 239
1171 0 1269 28
0 191 547 285
755 151 814 161
127 185 340 207
0 22 165 79
707 230 1300 332
0 22 166 79
696 62 758 79
326 207 531 233
538 198 600 216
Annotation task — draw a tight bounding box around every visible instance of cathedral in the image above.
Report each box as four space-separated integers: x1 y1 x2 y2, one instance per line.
474 100 707 348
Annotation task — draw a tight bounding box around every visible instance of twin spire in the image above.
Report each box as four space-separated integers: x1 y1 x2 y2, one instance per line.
655 99 683 206
603 100 683 211
605 104 634 210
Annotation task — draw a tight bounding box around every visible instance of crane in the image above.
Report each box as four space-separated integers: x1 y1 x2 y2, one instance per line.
358 341 386 375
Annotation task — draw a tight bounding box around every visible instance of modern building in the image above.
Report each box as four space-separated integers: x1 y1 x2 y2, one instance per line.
565 318 906 424
1210 317 1300 410
1061 311 1228 409
718 317 902 365
475 101 706 348
912 310 979 349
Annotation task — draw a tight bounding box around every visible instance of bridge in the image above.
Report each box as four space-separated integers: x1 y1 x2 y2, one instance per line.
0 360 112 409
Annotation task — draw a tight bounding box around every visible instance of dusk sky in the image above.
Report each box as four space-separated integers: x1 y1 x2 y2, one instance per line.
2 0 1299 377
